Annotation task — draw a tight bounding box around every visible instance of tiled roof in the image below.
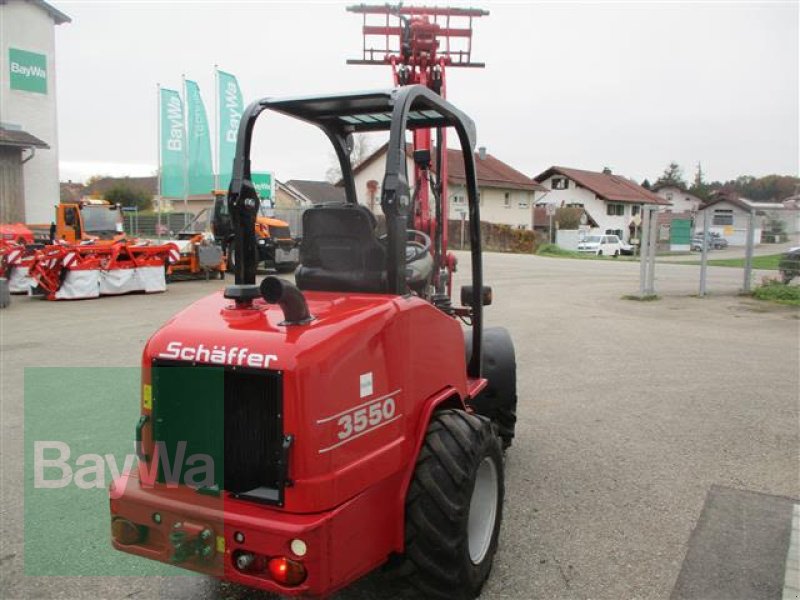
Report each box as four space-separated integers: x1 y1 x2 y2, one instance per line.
534 166 669 205
285 179 346 205
351 143 546 193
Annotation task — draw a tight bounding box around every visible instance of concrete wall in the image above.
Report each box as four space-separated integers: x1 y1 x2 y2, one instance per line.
0 0 64 223
537 174 642 242
556 229 582 251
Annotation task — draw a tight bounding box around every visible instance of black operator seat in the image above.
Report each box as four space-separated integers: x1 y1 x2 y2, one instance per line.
295 204 388 293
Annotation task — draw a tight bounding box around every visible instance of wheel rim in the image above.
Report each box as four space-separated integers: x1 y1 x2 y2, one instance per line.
467 456 499 564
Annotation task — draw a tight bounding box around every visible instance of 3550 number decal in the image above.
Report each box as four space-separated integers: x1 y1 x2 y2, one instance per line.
317 390 402 454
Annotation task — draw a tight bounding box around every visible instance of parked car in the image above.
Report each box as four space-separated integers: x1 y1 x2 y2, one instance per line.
617 238 635 255
577 234 623 256
691 232 728 251
779 247 800 284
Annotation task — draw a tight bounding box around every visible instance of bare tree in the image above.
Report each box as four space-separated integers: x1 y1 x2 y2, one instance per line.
325 134 375 183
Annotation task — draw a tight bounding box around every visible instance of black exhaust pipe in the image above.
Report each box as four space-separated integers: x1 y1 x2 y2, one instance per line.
259 276 313 325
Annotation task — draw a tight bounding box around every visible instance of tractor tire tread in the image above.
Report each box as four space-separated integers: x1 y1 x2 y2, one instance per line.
401 409 503 600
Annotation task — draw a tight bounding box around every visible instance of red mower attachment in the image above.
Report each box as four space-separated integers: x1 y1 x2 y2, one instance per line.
27 240 179 300
0 239 37 294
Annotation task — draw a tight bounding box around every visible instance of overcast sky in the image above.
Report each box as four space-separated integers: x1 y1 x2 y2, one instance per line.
53 0 798 186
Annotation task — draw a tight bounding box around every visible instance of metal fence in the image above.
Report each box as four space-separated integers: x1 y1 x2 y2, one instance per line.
273 207 305 237
123 212 193 238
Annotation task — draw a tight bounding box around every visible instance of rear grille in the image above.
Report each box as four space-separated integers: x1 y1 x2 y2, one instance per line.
151 361 286 505
269 225 291 240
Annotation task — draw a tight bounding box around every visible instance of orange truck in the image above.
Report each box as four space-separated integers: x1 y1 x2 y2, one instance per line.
211 190 299 273
24 199 127 244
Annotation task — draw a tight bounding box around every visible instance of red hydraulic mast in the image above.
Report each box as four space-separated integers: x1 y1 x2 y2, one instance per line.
347 3 488 297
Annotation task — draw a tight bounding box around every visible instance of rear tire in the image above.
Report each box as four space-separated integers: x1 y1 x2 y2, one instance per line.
402 409 504 600
464 327 518 450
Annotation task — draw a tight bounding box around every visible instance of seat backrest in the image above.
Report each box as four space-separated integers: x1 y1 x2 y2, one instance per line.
295 204 387 293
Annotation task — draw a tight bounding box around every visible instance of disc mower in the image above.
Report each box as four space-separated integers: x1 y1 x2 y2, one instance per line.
109 84 517 598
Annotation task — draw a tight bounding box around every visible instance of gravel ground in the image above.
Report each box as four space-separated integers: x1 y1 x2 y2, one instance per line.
1 252 797 599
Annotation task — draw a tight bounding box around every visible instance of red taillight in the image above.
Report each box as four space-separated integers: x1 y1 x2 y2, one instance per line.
111 518 145 545
267 556 307 586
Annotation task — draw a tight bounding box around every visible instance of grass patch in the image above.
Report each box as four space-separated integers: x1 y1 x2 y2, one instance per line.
622 294 660 301
536 243 636 261
671 254 783 270
752 281 800 306
536 243 580 257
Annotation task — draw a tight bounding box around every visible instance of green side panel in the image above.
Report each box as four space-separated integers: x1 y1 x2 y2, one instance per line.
152 365 224 489
671 219 692 244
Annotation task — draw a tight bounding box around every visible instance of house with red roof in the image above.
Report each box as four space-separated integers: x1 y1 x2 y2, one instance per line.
349 143 548 229
533 166 669 242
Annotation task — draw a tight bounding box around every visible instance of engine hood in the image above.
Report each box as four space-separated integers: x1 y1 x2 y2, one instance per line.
145 290 412 372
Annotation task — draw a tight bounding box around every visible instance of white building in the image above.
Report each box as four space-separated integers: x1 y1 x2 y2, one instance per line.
349 143 547 229
533 166 668 241
0 0 69 224
694 194 790 246
652 184 703 213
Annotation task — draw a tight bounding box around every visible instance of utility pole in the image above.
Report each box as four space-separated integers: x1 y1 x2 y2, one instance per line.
743 209 756 292
699 208 710 296
639 207 651 297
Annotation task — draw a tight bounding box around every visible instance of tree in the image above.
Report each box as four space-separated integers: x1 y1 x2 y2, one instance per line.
325 134 375 183
689 162 712 201
641 178 652 190
104 184 152 211
654 161 686 190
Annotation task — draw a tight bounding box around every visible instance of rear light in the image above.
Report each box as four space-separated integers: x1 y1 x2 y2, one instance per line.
232 550 307 586
268 556 307 586
111 518 146 545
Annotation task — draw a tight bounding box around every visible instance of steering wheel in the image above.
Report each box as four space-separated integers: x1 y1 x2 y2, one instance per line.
379 229 431 263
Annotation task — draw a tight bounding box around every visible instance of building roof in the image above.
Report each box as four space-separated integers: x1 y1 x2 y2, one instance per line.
0 0 72 24
351 142 546 193
700 192 786 213
533 166 669 205
285 179 346 205
0 127 49 149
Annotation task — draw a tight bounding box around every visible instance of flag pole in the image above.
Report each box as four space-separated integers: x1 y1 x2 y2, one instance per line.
156 83 162 241
214 65 219 191
182 74 189 226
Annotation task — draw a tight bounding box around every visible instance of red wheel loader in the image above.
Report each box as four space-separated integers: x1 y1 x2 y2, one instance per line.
109 85 517 598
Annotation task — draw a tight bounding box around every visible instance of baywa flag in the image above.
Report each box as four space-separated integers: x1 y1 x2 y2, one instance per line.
186 80 214 195
160 87 186 198
217 70 243 191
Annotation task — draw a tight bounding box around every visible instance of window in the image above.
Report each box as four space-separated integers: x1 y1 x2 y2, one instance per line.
606 203 625 216
713 209 734 226
666 193 673 202
518 198 529 209
551 177 568 190
566 202 584 208
504 192 511 208
631 205 641 216
452 194 466 205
